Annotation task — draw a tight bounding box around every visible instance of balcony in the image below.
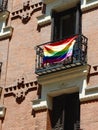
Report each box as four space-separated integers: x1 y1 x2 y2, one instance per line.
35 34 88 76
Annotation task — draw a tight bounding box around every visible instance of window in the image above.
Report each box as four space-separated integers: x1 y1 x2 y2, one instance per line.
0 0 3 11
0 0 8 11
0 0 3 6
52 92 80 130
52 3 81 41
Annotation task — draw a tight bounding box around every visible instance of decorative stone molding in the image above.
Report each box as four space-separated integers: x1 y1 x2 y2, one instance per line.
38 65 89 85
0 11 13 40
81 0 98 12
86 86 98 93
0 11 9 20
32 65 90 110
0 26 13 39
80 93 98 102
32 85 98 110
32 65 98 110
32 99 47 111
80 86 98 102
0 105 6 118
38 0 98 26
11 1 44 24
37 15 51 26
4 78 38 102
37 0 79 26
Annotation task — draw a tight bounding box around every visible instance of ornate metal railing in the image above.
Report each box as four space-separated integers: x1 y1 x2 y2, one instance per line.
0 0 8 11
35 34 88 75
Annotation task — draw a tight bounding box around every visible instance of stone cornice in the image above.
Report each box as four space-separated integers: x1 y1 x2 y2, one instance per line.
38 65 89 85
80 85 98 102
32 85 98 111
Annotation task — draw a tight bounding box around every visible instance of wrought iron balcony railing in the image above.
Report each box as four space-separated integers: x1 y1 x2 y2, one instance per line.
0 0 8 11
35 34 88 75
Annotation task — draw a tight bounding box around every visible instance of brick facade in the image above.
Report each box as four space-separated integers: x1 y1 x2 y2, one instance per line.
0 0 98 130
82 8 98 87
81 7 98 130
81 100 98 130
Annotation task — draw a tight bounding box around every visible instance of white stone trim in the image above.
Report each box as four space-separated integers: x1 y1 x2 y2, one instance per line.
32 99 47 111
0 26 13 39
38 65 89 85
0 11 13 39
80 85 98 102
32 86 98 111
32 65 89 110
0 105 6 118
38 0 98 26
32 64 98 110
38 0 79 26
37 15 51 26
0 11 9 21
80 93 98 102
81 0 98 11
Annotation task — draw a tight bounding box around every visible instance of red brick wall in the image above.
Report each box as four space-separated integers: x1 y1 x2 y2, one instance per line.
80 8 98 130
3 90 37 130
35 110 48 130
0 1 98 130
47 110 52 130
0 0 51 130
81 100 98 130
82 8 98 87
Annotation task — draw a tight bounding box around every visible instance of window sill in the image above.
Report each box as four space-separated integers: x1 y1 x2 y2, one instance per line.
0 26 13 40
81 0 98 12
0 10 10 21
32 99 47 111
80 86 98 102
37 15 51 26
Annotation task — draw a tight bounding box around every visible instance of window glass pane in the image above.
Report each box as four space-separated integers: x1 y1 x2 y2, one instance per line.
0 0 3 5
52 4 81 41
60 13 76 39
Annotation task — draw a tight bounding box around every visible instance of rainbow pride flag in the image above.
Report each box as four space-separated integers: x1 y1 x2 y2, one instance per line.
43 36 77 64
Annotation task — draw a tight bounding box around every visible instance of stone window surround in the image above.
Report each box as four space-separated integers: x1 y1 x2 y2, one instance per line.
33 0 98 111
32 72 98 111
32 65 97 111
37 0 98 26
